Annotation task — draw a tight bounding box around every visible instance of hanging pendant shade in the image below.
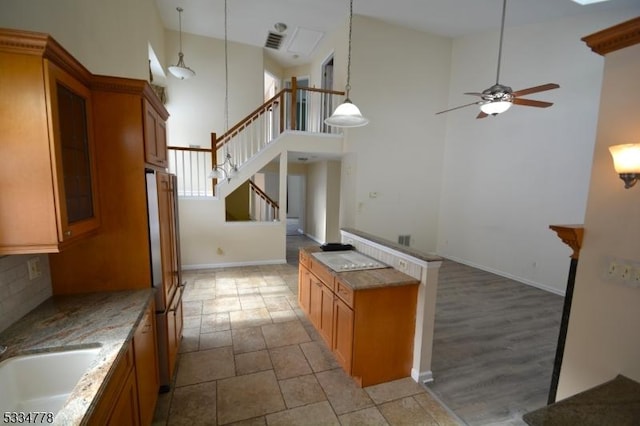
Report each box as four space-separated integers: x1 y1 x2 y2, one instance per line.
325 0 368 128
324 98 369 127
169 7 196 80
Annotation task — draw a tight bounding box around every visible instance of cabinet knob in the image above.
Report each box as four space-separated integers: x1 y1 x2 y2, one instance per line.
64 230 72 237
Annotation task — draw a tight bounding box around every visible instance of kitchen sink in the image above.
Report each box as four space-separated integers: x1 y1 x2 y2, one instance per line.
0 347 102 416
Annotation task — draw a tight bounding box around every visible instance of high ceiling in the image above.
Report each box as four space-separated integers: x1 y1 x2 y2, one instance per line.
155 0 639 67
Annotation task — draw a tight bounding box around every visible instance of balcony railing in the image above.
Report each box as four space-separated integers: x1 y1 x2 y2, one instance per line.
168 77 345 198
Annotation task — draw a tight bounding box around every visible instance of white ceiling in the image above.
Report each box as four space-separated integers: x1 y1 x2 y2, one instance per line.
155 0 639 66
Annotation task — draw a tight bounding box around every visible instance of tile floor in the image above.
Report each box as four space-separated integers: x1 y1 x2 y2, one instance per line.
152 261 461 425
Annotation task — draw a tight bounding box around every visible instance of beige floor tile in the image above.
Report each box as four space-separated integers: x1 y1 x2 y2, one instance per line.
216 287 239 298
204 296 242 314
152 389 172 425
168 381 217 426
377 396 439 426
265 401 339 426
315 368 374 415
201 312 231 333
179 327 200 353
183 315 202 330
229 308 273 329
175 347 235 387
182 300 203 316
263 295 292 312
217 370 285 425
365 377 426 405
261 320 311 348
258 286 291 297
240 295 267 310
200 330 233 350
413 392 463 425
269 345 312 379
183 287 217 302
299 341 340 372
278 374 326 409
338 407 390 426
269 310 298 323
235 350 272 375
226 417 266 426
232 326 267 354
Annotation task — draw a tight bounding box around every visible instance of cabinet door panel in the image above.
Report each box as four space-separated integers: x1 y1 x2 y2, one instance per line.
309 276 323 329
298 266 311 315
333 298 354 374
143 100 167 168
157 172 179 307
45 60 100 243
319 284 334 347
133 303 159 426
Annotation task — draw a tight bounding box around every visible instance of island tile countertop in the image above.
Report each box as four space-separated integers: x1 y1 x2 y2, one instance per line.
0 289 154 425
523 375 640 425
302 246 420 290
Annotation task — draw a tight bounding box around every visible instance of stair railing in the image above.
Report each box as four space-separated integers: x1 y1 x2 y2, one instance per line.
168 77 345 197
249 181 279 221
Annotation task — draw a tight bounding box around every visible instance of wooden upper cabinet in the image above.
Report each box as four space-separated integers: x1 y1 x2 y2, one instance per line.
0 29 100 254
144 99 168 168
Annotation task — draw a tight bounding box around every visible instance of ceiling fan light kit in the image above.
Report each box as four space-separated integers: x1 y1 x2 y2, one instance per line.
168 7 196 80
436 0 559 119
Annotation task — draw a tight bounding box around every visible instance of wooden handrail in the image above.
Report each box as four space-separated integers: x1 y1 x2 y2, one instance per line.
214 92 285 149
249 180 279 210
166 146 212 153
212 78 345 150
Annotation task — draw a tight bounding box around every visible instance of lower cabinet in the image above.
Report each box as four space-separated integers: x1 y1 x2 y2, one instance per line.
89 342 139 425
298 259 419 387
157 286 184 390
90 301 161 425
133 301 160 426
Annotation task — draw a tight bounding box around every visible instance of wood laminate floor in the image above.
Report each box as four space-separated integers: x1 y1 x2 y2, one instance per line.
426 260 564 425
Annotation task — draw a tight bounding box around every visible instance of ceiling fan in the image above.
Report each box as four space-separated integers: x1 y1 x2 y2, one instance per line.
436 0 559 119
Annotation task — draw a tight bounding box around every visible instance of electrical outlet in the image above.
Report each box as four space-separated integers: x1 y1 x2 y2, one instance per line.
620 264 632 281
632 267 640 286
27 257 42 280
398 259 408 270
607 260 619 278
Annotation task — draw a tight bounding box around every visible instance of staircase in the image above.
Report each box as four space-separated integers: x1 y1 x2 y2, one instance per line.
167 78 346 268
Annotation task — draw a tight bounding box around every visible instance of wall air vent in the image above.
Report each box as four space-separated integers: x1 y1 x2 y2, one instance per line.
264 31 285 50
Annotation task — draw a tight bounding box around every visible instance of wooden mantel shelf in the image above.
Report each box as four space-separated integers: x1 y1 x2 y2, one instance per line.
549 225 584 260
582 17 640 56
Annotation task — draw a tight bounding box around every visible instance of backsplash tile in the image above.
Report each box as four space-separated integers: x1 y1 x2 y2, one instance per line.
0 254 52 333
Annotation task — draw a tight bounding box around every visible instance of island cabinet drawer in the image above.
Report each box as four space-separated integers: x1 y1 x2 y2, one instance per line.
335 280 354 308
310 259 335 291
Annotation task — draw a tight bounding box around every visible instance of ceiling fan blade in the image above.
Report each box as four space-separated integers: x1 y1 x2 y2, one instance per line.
436 101 481 115
512 83 559 97
476 111 488 119
513 98 553 108
464 92 485 97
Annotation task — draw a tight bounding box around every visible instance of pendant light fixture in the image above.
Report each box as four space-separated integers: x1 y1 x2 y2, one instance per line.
324 0 369 128
168 7 196 80
209 0 238 182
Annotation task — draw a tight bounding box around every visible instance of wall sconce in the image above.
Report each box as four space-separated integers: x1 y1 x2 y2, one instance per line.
609 143 640 189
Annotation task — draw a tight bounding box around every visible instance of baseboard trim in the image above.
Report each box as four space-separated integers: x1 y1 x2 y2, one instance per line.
182 259 287 270
442 255 566 296
411 369 434 384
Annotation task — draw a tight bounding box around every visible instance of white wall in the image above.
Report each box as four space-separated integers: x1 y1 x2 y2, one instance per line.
557 41 640 400
437 10 640 294
164 31 264 148
306 162 329 243
337 16 453 253
0 0 164 80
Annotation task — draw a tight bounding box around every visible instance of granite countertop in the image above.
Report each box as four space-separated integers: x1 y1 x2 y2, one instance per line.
0 289 154 425
302 246 420 290
523 375 640 425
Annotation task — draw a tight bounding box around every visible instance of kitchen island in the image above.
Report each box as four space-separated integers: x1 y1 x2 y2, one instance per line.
299 242 440 387
0 290 154 425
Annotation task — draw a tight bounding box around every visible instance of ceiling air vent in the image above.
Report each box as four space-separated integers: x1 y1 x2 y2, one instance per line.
264 31 285 50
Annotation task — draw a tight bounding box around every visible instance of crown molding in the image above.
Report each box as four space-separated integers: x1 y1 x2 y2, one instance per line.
582 17 640 56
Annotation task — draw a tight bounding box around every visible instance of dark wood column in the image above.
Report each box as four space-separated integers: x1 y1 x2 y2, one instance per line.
547 224 584 404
